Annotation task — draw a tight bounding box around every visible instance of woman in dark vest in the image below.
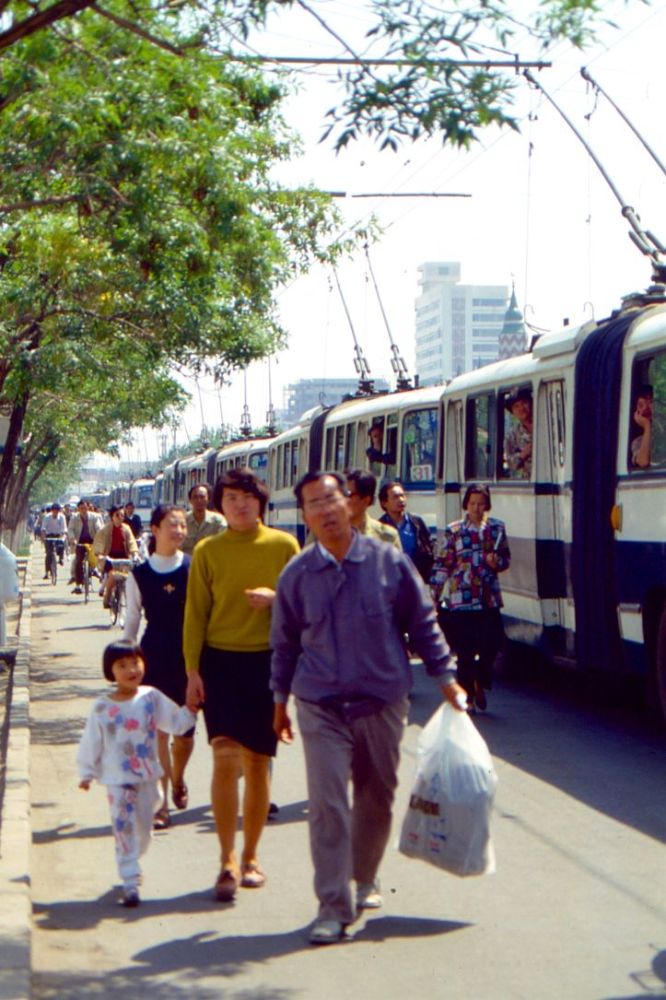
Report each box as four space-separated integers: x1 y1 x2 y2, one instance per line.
123 504 192 829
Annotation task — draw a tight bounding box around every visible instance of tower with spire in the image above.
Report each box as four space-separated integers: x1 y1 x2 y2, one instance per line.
498 283 526 360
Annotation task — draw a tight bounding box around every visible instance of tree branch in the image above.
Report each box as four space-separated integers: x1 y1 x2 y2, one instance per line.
0 0 97 54
0 194 81 215
89 3 186 55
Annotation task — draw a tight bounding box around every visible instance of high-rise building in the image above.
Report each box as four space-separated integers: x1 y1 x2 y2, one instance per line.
281 377 390 427
414 262 508 385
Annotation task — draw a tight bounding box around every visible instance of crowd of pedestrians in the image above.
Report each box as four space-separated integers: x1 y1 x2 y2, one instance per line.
57 464 510 938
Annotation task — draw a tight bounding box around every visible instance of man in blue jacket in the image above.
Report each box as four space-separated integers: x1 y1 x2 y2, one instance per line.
270 471 463 945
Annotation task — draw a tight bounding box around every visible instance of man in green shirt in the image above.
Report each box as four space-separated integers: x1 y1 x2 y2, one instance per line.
181 483 226 555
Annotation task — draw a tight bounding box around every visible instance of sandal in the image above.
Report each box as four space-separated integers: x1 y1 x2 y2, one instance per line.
240 861 266 889
153 807 170 830
214 868 238 902
172 781 188 810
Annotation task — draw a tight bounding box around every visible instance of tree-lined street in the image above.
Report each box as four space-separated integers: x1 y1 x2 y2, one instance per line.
27 551 666 999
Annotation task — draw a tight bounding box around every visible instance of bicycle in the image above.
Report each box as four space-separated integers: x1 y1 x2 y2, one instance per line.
44 535 63 585
75 542 94 603
106 558 134 627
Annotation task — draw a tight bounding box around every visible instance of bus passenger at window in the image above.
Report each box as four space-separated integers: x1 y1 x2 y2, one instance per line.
431 483 511 713
366 417 396 467
504 388 533 479
630 385 653 469
345 470 402 550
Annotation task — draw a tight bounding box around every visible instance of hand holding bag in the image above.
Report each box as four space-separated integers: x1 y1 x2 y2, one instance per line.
398 703 497 876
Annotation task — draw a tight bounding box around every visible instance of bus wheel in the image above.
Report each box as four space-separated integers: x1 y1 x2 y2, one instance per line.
656 606 666 725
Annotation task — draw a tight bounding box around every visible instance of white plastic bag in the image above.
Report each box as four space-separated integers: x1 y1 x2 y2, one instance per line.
398 703 497 876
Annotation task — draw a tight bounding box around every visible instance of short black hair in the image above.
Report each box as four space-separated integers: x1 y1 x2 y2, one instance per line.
636 383 653 399
462 483 492 511
108 505 124 517
147 504 186 555
213 467 269 517
103 640 143 682
345 468 376 502
188 482 212 501
294 471 346 509
504 386 532 412
378 480 403 506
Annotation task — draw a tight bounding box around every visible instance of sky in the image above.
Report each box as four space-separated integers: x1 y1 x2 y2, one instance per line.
117 0 666 466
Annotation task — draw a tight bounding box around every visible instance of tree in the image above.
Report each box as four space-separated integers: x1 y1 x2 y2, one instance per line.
0 18 352 519
0 1 626 146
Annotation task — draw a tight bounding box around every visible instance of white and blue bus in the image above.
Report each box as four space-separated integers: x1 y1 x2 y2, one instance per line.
437 293 666 716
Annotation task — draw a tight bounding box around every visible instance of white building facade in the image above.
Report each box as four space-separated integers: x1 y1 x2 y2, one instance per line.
415 262 508 385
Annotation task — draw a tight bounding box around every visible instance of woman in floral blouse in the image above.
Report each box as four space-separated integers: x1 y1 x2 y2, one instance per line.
431 483 511 712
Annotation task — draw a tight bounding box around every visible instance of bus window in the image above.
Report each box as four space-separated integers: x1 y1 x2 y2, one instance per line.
282 444 290 488
366 415 396 479
499 386 533 480
401 407 437 485
325 427 335 469
629 352 666 470
290 440 299 484
465 394 495 480
552 386 566 469
344 423 357 470
335 426 345 470
443 399 463 482
249 451 268 477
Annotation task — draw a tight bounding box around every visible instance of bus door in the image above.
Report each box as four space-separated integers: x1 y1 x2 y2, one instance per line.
535 379 568 645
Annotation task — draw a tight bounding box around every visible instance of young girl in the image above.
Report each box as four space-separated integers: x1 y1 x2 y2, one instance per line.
77 640 197 907
122 504 192 830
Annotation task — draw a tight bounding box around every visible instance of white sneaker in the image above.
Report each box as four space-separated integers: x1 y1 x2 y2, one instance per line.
309 919 350 945
356 880 383 910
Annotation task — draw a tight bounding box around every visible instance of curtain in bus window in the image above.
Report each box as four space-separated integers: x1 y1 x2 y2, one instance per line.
466 395 495 480
335 426 345 470
401 408 437 485
290 441 299 484
325 427 334 469
344 424 357 469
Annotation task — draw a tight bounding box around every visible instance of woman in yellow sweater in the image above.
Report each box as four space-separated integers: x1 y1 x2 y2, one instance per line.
183 468 299 902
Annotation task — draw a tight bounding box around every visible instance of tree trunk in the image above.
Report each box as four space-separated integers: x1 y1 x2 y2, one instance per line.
0 395 28 522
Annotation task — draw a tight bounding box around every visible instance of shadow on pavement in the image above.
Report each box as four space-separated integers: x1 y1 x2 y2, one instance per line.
30 715 86 745
59 623 114 633
354 914 469 942
407 664 666 845
266 799 308 826
33 967 295 1000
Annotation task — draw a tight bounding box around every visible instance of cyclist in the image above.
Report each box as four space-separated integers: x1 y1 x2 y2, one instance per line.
68 500 104 595
93 506 139 608
41 504 67 580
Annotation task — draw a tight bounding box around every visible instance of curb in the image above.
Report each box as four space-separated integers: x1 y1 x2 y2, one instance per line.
0 554 32 1000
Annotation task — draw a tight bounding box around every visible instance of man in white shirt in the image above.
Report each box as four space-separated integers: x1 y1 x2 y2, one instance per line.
41 503 67 579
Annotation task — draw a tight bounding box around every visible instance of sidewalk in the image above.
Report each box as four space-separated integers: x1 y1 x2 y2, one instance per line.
0 553 32 1000
6 545 666 1000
